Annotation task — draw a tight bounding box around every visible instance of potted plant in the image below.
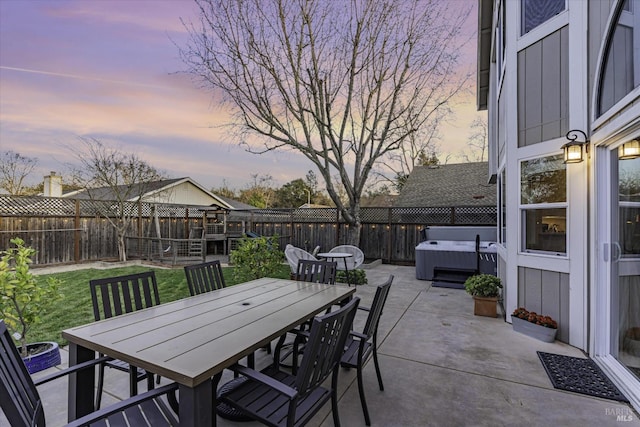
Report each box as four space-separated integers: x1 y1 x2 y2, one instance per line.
0 237 64 373
511 307 558 342
464 274 502 317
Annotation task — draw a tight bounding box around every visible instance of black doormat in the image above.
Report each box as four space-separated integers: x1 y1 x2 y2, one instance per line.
537 351 629 402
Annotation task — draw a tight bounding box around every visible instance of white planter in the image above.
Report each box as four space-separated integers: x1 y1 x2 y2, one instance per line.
511 316 557 343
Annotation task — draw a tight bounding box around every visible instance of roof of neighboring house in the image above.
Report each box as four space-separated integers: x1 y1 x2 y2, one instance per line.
360 194 397 207
63 177 234 209
215 195 257 210
394 162 496 207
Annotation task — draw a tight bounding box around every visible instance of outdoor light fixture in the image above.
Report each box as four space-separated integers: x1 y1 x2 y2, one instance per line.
619 139 640 160
562 129 589 163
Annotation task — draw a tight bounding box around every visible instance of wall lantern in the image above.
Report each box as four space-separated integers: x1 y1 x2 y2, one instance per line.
619 139 640 160
562 129 589 163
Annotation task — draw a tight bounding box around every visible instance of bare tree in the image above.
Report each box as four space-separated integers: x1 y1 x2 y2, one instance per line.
460 116 488 163
0 151 38 195
181 0 471 243
68 137 163 261
375 110 444 192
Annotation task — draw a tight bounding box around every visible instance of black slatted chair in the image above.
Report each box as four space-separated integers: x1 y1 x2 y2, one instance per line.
276 259 339 367
341 275 394 426
0 320 179 427
295 258 337 284
219 296 360 427
89 271 160 409
184 260 226 295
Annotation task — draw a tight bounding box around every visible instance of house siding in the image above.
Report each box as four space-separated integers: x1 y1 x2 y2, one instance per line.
517 266 570 343
517 26 569 147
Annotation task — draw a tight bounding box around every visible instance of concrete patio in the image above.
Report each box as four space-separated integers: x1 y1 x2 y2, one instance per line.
14 263 640 426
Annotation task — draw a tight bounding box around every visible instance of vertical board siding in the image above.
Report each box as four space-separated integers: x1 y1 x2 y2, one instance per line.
518 26 569 147
518 266 570 343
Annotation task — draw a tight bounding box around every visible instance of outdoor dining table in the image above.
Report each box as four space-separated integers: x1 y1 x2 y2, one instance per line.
62 277 355 427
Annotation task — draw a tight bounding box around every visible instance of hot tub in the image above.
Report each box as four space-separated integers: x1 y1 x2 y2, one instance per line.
415 240 497 280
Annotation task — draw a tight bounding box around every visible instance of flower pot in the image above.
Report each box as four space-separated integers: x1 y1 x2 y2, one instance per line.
20 342 61 374
473 296 498 317
511 316 557 343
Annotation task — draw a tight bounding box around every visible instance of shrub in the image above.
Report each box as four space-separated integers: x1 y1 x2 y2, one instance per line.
0 238 63 356
463 274 502 298
230 236 285 282
336 269 367 285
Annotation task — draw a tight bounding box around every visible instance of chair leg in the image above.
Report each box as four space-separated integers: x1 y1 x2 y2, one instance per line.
331 368 342 427
147 372 155 391
356 359 371 426
95 361 106 409
372 344 384 391
129 366 138 397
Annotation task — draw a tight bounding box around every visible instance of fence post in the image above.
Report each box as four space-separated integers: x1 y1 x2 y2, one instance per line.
74 199 80 262
335 209 340 245
387 208 392 263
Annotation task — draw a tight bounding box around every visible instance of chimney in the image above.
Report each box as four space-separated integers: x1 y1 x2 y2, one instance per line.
43 171 62 197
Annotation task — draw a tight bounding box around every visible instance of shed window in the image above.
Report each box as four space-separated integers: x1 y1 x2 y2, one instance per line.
521 0 565 35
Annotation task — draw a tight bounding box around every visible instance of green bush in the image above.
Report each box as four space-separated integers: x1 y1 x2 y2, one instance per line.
0 238 63 356
336 269 367 285
230 236 285 282
464 274 502 297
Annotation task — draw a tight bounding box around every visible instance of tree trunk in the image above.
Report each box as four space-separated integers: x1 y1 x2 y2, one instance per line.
117 234 127 262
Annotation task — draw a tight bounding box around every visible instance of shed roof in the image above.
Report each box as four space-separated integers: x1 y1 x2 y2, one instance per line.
394 162 496 207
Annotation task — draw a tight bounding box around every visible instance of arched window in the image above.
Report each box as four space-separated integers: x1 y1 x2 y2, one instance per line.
597 0 640 117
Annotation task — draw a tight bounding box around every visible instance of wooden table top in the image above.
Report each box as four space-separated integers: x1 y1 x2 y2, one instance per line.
62 277 355 388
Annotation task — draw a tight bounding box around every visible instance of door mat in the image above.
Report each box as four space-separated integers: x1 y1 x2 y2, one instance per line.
537 351 629 402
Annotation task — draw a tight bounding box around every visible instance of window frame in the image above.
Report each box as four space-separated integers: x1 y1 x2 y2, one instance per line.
519 153 568 256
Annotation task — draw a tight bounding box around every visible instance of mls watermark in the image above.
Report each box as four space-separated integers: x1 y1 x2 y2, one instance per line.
606 407 634 422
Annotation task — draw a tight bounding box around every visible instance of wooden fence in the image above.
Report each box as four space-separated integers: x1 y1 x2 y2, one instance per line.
0 195 496 266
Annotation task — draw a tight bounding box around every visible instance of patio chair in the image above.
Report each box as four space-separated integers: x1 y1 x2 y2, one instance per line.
184 259 226 295
295 258 337 284
329 244 365 270
0 320 179 427
341 275 394 426
89 271 161 409
219 297 360 427
284 244 318 276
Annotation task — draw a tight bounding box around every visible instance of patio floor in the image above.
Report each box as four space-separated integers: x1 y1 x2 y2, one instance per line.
14 262 640 426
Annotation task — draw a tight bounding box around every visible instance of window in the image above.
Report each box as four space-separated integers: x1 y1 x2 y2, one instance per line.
619 156 640 256
521 0 565 35
520 154 567 254
498 169 507 246
597 0 640 116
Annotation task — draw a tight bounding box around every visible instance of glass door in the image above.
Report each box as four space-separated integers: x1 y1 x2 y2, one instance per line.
613 153 640 379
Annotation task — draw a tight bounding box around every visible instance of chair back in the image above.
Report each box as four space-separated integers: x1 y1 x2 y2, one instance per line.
362 275 393 339
284 244 318 273
295 259 337 284
90 271 161 321
295 297 360 397
0 320 44 427
184 260 226 296
328 245 365 270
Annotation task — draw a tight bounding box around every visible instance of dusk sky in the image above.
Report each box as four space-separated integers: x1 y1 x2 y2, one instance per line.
0 0 482 191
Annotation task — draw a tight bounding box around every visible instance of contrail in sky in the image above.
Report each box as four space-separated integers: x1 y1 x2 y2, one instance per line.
0 65 165 89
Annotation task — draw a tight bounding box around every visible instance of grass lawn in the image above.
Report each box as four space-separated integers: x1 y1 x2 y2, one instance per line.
30 264 291 346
